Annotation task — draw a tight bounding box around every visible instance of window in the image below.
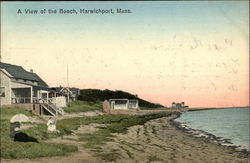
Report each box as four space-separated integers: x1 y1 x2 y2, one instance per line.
0 87 5 97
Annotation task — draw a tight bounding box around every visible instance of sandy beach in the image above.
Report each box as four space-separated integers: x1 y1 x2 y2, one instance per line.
2 112 249 163
103 113 249 163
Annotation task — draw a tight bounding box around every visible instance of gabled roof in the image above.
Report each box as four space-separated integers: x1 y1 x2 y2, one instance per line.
50 87 80 96
0 62 48 88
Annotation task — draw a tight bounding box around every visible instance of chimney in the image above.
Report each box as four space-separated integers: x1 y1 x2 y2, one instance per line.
30 69 33 73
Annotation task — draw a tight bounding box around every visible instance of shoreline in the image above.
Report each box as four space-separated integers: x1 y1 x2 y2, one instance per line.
173 115 249 153
110 112 249 162
188 106 249 111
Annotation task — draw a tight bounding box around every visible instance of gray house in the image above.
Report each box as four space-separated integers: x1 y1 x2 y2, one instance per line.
0 62 64 116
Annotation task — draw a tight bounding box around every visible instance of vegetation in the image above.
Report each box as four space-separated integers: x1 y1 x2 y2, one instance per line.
0 108 77 159
140 106 163 110
57 112 172 151
64 100 102 113
78 89 164 108
0 104 172 160
59 112 172 162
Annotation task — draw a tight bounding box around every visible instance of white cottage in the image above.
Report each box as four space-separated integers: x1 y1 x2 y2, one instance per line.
109 99 139 110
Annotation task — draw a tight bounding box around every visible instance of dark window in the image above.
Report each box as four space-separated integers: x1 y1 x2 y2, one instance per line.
0 87 5 97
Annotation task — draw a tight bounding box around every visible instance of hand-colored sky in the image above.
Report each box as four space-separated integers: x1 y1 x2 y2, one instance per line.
1 1 249 107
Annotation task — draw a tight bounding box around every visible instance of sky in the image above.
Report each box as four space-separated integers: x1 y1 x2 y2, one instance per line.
1 1 249 107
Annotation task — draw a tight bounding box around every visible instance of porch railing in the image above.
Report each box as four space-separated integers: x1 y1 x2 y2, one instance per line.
11 97 65 116
12 97 32 104
40 98 64 116
12 97 54 104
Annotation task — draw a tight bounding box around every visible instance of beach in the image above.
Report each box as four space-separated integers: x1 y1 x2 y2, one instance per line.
2 111 249 163
103 113 249 163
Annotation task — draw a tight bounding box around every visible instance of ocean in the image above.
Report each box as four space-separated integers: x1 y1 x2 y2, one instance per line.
176 107 249 150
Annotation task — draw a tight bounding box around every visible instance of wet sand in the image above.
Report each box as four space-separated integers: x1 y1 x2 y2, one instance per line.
2 112 249 163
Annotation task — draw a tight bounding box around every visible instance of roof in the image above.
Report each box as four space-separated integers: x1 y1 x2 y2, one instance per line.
0 62 48 88
50 87 80 96
50 87 64 93
30 72 48 88
69 87 80 95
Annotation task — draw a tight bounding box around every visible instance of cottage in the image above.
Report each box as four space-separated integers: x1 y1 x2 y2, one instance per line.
0 62 65 116
103 99 139 115
50 86 80 102
109 99 139 110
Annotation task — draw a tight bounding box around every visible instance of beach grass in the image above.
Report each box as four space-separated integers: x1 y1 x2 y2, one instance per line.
73 112 172 161
63 100 102 113
0 108 77 159
61 112 172 149
57 112 171 136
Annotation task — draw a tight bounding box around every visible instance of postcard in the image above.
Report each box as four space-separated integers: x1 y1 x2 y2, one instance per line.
0 1 249 163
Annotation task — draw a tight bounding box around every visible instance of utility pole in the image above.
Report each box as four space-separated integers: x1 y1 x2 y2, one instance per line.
67 64 70 106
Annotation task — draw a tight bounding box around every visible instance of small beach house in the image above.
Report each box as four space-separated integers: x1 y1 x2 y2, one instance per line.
103 99 139 115
109 99 139 110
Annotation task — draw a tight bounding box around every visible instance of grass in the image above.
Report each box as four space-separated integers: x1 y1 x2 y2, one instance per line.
80 129 115 149
63 100 102 113
1 142 77 159
62 112 172 149
0 108 78 159
140 107 162 110
57 111 173 161
56 114 132 135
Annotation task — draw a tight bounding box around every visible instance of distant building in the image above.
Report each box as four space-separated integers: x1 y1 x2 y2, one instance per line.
103 99 139 114
171 102 188 109
50 86 80 102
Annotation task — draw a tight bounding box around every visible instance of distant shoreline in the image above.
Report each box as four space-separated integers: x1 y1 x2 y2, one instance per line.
187 106 249 111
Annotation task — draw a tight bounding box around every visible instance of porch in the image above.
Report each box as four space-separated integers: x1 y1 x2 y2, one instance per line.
11 86 50 104
10 87 65 116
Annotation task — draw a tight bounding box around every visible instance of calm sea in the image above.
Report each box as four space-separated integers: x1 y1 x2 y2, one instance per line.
177 107 249 150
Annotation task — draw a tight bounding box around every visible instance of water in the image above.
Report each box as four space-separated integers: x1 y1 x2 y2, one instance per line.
177 107 249 150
